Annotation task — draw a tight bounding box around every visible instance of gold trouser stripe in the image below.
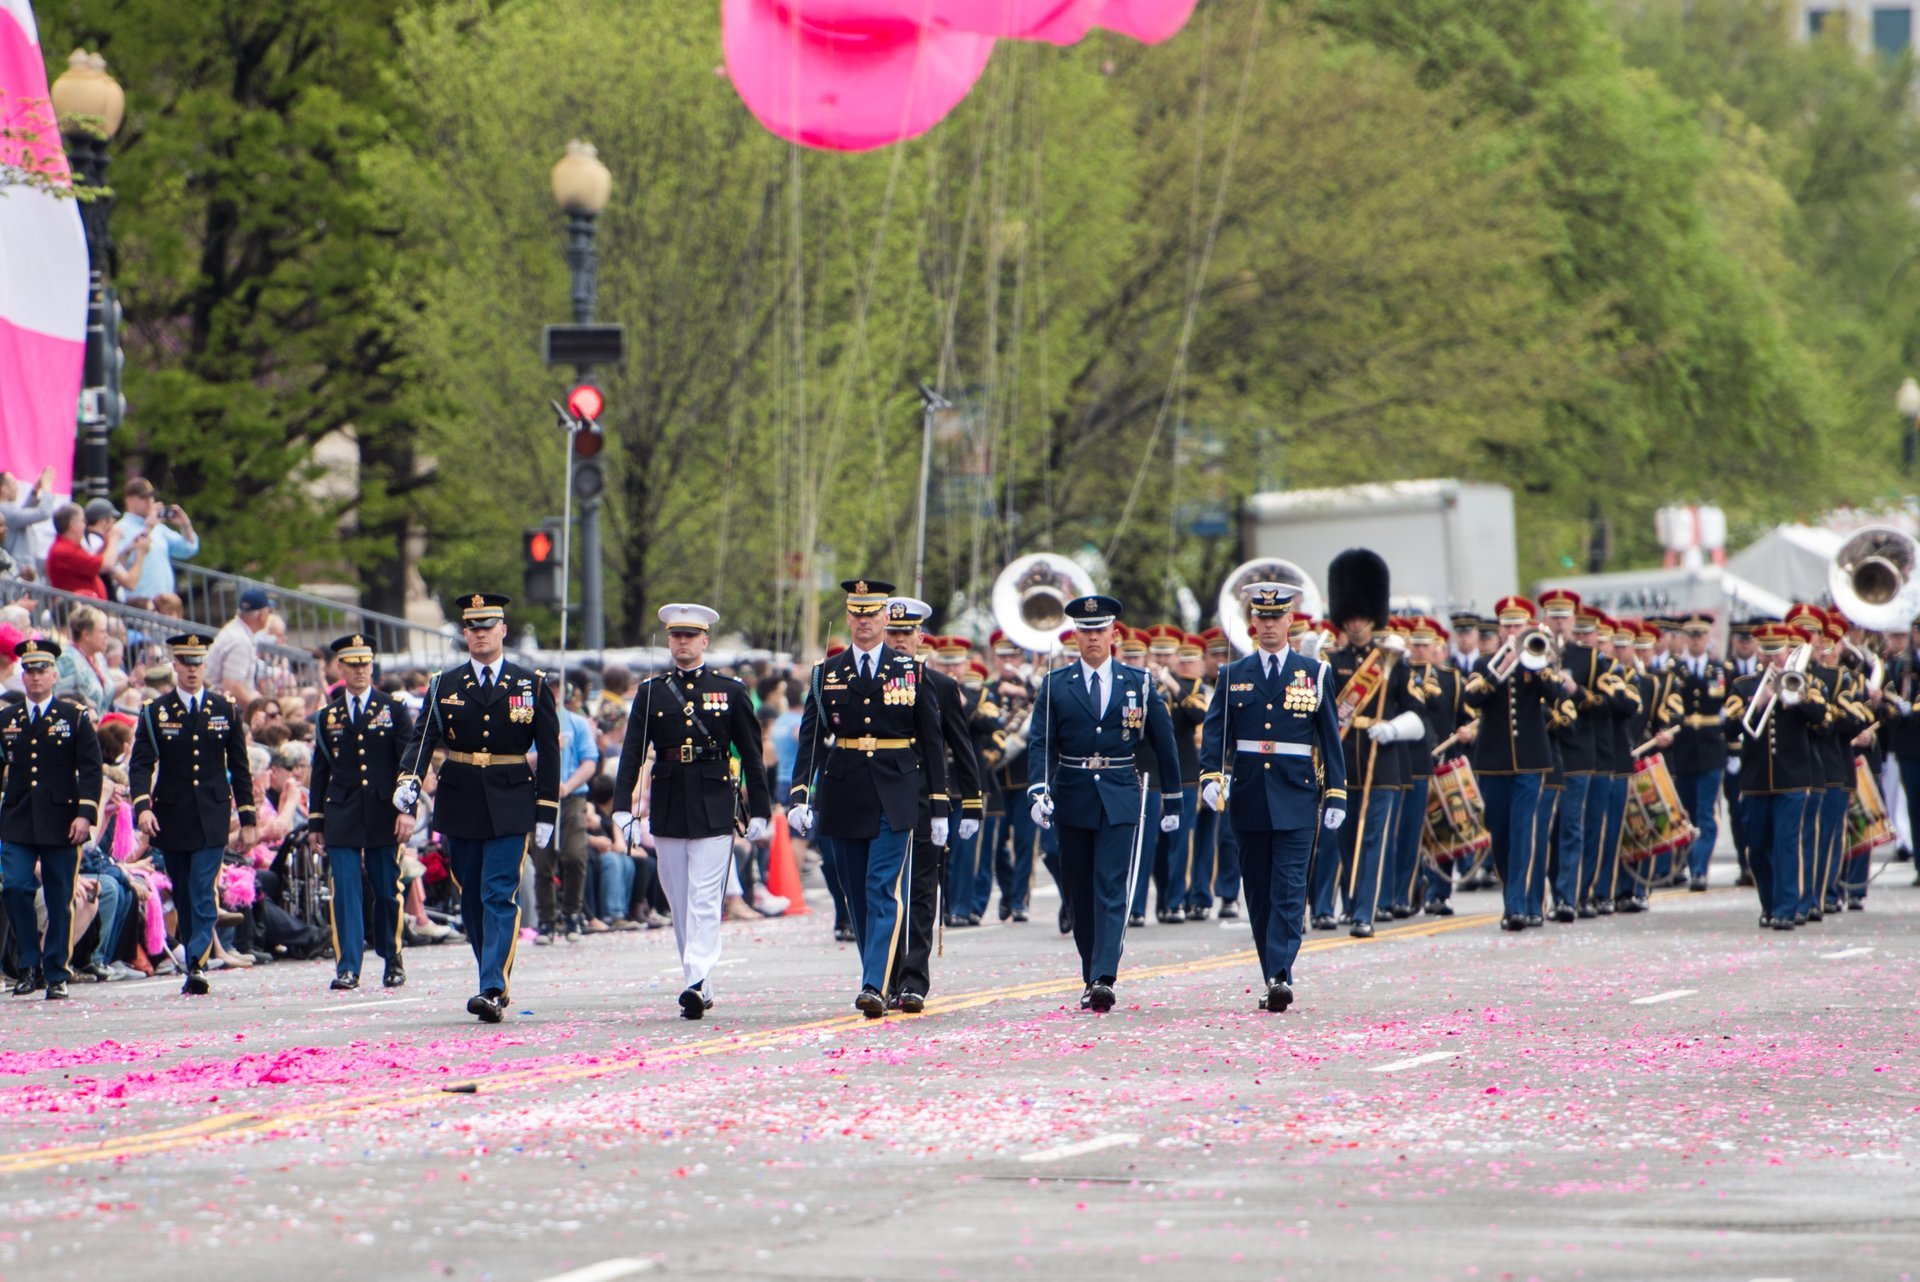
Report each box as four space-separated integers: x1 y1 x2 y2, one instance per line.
326 856 343 969
878 833 912 995
63 847 83 975
1522 790 1553 905
500 834 530 1001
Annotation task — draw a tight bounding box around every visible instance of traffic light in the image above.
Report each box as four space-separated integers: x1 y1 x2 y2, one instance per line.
566 382 606 501
523 525 563 605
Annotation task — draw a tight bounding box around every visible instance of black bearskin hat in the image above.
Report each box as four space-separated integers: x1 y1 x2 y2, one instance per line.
1327 548 1390 628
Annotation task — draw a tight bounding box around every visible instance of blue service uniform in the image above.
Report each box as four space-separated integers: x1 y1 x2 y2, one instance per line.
310 687 415 980
1320 644 1419 926
1666 656 1730 882
0 697 103 987
128 690 255 972
400 659 561 998
1726 671 1828 924
1198 648 1346 985
1464 660 1556 920
1027 660 1181 985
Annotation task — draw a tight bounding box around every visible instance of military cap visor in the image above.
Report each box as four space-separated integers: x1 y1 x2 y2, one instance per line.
841 578 895 615
659 603 720 633
168 634 210 664
458 592 511 626
330 633 375 664
1065 594 1123 629
883 596 932 631
14 637 61 665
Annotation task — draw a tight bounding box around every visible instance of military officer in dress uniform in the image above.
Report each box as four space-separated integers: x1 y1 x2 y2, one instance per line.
309 634 416 991
1465 598 1557 930
1663 613 1731 892
1726 621 1830 929
0 640 103 1000
1318 551 1425 938
1198 583 1346 1012
395 594 559 1023
128 635 255 994
879 603 983 1012
1027 594 1182 1012
611 603 771 1019
788 580 949 1018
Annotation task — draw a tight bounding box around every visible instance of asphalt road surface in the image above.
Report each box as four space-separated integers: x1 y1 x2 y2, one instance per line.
3 857 1916 1282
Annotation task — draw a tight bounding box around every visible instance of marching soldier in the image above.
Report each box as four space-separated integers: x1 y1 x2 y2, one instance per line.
1386 617 1444 919
1665 613 1731 892
1189 626 1242 919
309 634 416 991
981 630 1038 926
611 604 772 1019
1415 619 1470 916
128 635 255 995
1579 610 1641 914
1120 627 1176 926
1166 632 1216 920
1726 621 1829 929
1143 625 1204 923
787 580 948 1018
1800 608 1867 919
1198 583 1346 1012
948 657 1007 927
1027 594 1182 1012
1464 598 1556 930
1317 551 1425 938
1724 619 1761 886
1537 590 1598 922
395 593 560 1023
0 639 103 1000
881 606 983 1013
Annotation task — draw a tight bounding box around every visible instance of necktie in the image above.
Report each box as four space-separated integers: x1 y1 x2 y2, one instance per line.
1266 655 1277 683
481 666 494 691
860 654 872 682
1088 669 1101 715
29 704 38 726
354 696 365 725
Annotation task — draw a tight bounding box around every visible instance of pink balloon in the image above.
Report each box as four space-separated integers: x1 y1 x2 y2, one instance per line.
922 0 1108 43
1092 0 1197 43
722 0 995 152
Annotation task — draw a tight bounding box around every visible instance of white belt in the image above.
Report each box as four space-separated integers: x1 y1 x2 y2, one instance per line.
1061 754 1134 770
1236 740 1312 757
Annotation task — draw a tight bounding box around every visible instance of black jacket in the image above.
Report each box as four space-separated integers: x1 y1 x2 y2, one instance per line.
402 660 560 840
128 690 254 851
1727 671 1830 794
612 666 771 840
1665 657 1732 773
310 687 415 849
0 698 103 846
1464 660 1554 775
918 664 982 835
791 646 948 839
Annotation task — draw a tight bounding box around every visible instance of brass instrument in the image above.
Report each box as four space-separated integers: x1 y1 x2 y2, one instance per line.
1741 643 1813 738
1829 525 1920 632
1216 557 1324 657
1486 625 1555 684
991 553 1097 655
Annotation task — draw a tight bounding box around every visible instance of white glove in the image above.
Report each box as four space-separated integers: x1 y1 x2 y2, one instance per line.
1201 780 1222 811
613 810 638 844
1724 758 1740 778
391 780 420 812
930 817 949 846
1367 721 1395 743
745 816 770 843
788 804 815 837
1159 813 1180 834
957 817 980 840
535 822 555 848
1030 799 1052 830
1323 806 1346 830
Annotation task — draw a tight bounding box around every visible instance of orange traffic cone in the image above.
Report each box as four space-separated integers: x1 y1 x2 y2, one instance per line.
766 812 810 915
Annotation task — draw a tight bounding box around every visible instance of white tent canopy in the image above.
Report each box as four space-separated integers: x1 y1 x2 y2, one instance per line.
1723 524 1842 604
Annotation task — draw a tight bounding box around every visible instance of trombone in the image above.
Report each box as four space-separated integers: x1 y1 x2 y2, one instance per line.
1486 625 1556 684
1741 643 1812 739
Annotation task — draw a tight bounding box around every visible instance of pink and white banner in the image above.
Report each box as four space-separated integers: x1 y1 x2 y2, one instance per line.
0 0 86 493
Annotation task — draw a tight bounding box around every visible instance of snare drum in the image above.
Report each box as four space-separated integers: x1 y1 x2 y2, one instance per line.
1421 756 1491 868
1847 754 1895 859
1621 752 1694 865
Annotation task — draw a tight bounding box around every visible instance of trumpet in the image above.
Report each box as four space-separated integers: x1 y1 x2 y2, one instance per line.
1741 643 1813 738
1487 626 1556 683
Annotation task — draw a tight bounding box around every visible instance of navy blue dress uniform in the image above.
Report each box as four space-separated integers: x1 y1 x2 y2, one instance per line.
1726 621 1829 928
309 635 415 992
789 580 949 1017
1573 611 1640 913
1387 618 1447 918
1026 594 1181 1011
1198 584 1346 1012
1464 598 1557 929
1666 615 1732 890
610 603 773 1019
1801 610 1869 917
948 658 1008 925
1537 591 1600 920
1722 620 1763 882
1163 633 1214 921
128 635 255 994
397 594 560 1022
0 640 103 999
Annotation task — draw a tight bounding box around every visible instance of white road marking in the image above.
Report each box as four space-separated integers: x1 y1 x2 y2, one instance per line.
1018 1132 1141 1164
301 997 427 1014
533 1260 656 1282
1629 989 1697 1006
1819 947 1874 960
1367 1051 1457 1074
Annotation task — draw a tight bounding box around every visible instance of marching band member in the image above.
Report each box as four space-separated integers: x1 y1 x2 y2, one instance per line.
1667 613 1731 893
1464 597 1556 931
1726 620 1829 929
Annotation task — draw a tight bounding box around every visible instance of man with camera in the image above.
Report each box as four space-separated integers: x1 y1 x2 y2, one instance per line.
113 477 200 599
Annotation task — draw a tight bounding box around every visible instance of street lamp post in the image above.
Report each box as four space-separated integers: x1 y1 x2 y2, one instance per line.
912 382 951 599
550 140 612 651
1898 377 1920 478
49 49 125 502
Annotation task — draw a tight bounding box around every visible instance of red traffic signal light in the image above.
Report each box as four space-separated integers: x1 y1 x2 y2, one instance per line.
525 529 555 563
566 383 604 423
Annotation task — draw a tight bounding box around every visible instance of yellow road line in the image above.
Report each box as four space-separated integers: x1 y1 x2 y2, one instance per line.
5 894 1709 1176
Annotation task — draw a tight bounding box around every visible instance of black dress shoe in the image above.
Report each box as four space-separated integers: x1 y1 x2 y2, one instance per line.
679 984 713 1019
1011 910 1029 923
1793 912 1808 926
1576 902 1597 919
12 968 43 996
1774 917 1796 931
1500 916 1525 932
1087 982 1116 1013
1758 914 1773 929
330 974 360 991
1128 913 1147 928
44 980 69 1001
1595 901 1614 916
1735 871 1755 887
79 960 114 983
1847 895 1865 911
967 913 983 926
833 925 856 943
1311 914 1337 931
1349 921 1374 939
1553 904 1576 923
1156 910 1177 924
1388 905 1413 920
1058 905 1073 934
855 986 887 1018
897 992 925 1014
1079 986 1093 1011
1524 914 1543 928
1213 902 1234 920
999 903 1013 922
1616 897 1645 914
383 958 406 988
1265 978 1293 1013
467 989 505 1023
1424 899 1455 917
183 969 210 996
1337 911 1356 926
1689 877 1707 892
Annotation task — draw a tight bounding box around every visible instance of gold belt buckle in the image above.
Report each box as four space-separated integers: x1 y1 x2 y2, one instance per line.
852 735 878 752
680 743 696 763
470 750 491 766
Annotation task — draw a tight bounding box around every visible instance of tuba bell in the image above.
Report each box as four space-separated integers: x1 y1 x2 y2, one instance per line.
1829 525 1920 633
992 552 1098 655
1217 557 1325 656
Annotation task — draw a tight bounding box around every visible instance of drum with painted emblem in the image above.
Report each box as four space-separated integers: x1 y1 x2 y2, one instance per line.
1421 755 1491 869
1845 753 1894 861
1620 751 1694 866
